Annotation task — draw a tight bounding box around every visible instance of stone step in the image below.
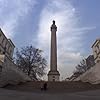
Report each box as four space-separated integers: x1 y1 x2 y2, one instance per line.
4 81 100 93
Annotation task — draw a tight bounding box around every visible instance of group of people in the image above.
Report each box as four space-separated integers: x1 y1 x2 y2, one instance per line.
41 82 47 91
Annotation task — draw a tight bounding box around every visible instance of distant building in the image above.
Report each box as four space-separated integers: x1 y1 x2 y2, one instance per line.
92 39 100 63
0 28 15 59
86 55 95 69
65 71 83 81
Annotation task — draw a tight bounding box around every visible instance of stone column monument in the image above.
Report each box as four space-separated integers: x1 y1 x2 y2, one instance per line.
48 20 60 81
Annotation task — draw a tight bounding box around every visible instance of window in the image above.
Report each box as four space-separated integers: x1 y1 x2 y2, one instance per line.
10 49 12 54
5 41 7 48
97 44 99 49
6 44 8 52
0 33 2 44
96 44 100 53
0 65 2 72
97 60 100 63
95 50 97 56
2 38 4 44
8 45 10 52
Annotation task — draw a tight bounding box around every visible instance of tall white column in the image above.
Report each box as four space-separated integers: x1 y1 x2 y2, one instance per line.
48 20 60 81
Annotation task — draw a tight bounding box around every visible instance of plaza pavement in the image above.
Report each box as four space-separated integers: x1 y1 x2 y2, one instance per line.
0 88 100 100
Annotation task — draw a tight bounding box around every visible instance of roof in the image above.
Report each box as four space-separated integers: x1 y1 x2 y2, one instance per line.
0 28 15 48
8 39 15 48
91 38 100 48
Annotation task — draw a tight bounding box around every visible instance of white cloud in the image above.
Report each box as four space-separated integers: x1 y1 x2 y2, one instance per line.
0 0 37 38
59 52 82 63
58 52 83 79
37 0 95 79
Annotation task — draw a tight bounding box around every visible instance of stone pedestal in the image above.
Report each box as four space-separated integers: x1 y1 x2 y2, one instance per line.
48 71 60 81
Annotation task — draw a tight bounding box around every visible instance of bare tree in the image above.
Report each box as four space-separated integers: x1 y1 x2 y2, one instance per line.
74 55 95 77
75 59 87 74
15 45 47 80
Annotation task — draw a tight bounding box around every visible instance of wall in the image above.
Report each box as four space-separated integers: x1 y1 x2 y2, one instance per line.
0 55 32 87
74 62 100 84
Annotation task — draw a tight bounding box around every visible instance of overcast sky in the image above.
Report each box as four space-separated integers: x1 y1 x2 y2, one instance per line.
0 0 100 80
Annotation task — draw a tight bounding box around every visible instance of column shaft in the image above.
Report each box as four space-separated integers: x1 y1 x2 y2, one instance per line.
50 29 57 71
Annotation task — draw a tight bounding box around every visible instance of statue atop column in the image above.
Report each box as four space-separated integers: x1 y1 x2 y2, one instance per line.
51 20 57 31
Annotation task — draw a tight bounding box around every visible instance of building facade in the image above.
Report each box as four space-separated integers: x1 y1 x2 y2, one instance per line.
86 55 95 68
0 28 32 87
92 39 100 63
0 28 15 59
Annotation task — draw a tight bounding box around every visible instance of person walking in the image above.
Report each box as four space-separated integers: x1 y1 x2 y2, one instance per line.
43 82 47 91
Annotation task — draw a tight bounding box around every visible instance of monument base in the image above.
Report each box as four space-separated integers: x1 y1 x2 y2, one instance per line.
48 70 60 81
